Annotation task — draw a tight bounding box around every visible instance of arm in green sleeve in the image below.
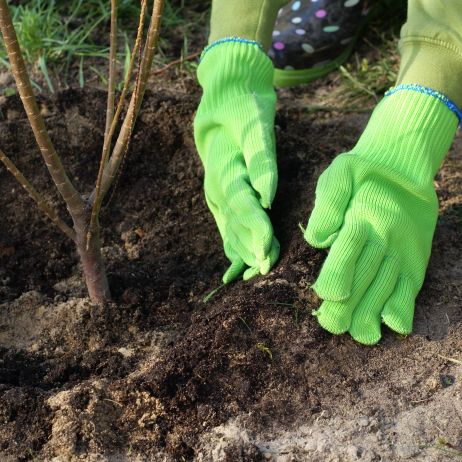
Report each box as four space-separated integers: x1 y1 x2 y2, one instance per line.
209 0 289 51
397 0 462 107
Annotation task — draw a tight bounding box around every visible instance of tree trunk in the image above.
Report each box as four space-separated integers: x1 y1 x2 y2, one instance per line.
74 214 110 303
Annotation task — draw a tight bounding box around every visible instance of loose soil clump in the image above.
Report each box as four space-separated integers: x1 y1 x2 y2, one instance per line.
0 87 461 461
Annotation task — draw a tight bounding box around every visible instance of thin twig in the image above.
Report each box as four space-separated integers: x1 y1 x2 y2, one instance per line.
438 354 462 365
0 149 75 240
99 0 164 199
88 0 147 246
102 24 145 211
0 0 83 215
105 0 118 142
152 51 200 75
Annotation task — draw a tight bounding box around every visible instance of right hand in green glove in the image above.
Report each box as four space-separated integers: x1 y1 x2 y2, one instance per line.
194 39 280 283
303 88 459 344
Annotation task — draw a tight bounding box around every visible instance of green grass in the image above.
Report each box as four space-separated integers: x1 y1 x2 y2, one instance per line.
337 28 401 104
0 0 208 92
0 0 404 98
308 3 406 111
435 436 462 459
339 0 405 100
0 0 125 91
256 342 273 361
2 0 104 91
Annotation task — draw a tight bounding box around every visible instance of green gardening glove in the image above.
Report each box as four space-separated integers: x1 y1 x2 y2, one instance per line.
304 88 459 345
194 39 280 283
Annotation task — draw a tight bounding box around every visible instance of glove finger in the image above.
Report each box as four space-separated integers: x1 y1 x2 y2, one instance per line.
349 256 400 345
243 266 260 281
222 236 246 283
205 192 247 284
205 128 274 261
242 125 278 209
260 236 280 275
223 216 256 265
234 89 277 209
381 277 417 335
305 159 353 248
313 243 384 334
223 168 274 262
312 221 368 301
223 258 246 284
203 129 275 270
204 131 273 264
207 190 249 279
242 236 280 281
204 191 228 241
228 218 279 274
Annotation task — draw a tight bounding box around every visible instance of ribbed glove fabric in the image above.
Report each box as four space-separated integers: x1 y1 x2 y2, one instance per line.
304 90 458 344
194 41 280 283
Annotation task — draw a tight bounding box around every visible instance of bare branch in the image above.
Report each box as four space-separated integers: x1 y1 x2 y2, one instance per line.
0 0 84 215
0 148 76 240
88 0 148 234
152 51 201 75
99 0 165 199
105 0 118 142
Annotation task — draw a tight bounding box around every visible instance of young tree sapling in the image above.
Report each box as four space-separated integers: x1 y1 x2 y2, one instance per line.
0 0 164 302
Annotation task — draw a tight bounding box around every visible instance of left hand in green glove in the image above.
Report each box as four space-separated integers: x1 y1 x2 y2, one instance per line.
304 88 459 344
194 40 280 283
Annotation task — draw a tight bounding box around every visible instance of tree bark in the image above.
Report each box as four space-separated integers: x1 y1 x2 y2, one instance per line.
0 0 84 214
74 213 110 302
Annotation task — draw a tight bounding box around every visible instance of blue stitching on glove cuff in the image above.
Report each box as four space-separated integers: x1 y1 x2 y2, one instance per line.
200 37 264 62
385 84 462 124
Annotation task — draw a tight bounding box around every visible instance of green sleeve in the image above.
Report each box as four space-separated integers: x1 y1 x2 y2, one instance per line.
208 0 289 51
397 0 462 107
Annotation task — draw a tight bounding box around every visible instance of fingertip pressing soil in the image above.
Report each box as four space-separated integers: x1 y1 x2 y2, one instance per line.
0 85 461 461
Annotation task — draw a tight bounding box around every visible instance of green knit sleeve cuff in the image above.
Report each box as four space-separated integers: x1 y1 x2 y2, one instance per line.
397 38 462 109
397 0 462 108
209 0 289 51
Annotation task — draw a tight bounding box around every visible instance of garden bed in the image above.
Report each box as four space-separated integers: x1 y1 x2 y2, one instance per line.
0 85 461 461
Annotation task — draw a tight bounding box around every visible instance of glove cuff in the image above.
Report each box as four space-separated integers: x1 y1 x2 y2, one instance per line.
200 37 264 61
197 39 274 109
352 87 458 182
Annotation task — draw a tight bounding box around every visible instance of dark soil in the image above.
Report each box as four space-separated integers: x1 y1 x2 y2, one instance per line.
0 86 461 462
